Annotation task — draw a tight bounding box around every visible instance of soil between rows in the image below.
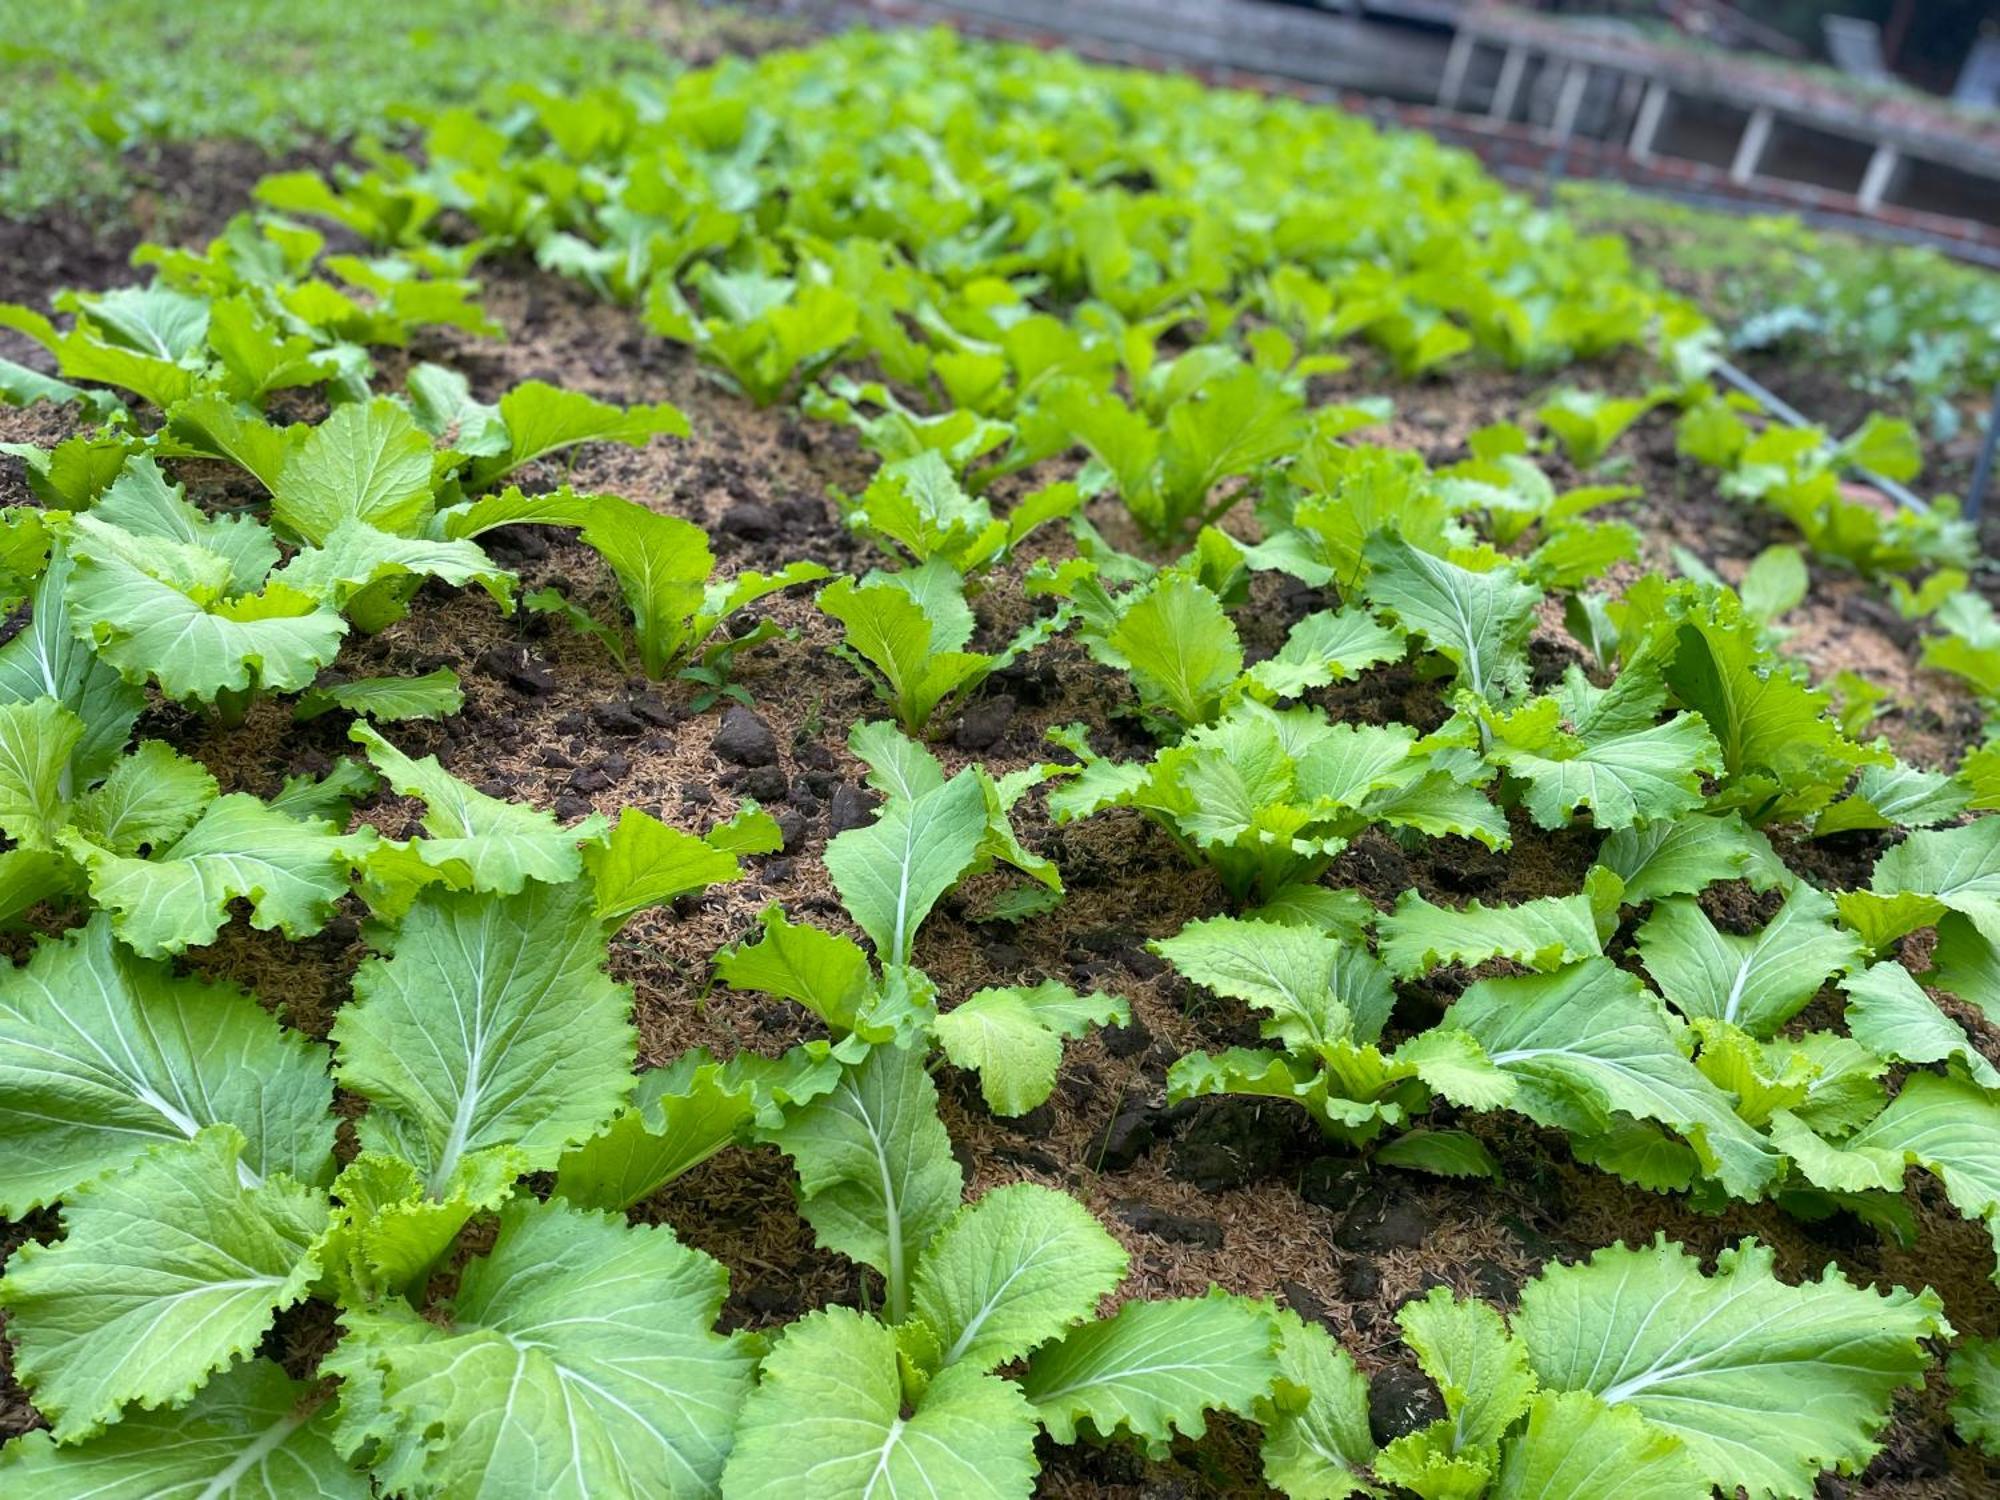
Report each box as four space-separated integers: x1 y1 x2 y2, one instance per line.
0 146 1997 1499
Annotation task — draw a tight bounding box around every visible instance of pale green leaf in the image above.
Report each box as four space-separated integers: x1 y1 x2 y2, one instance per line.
1635 884 1862 1037
1516 1237 1947 1499
0 914 334 1213
720 1306 1038 1500
0 1126 324 1442
825 770 987 966
66 793 367 957
333 881 637 1195
0 1358 366 1499
1022 1290 1282 1449
911 1182 1129 1372
332 1199 754 1499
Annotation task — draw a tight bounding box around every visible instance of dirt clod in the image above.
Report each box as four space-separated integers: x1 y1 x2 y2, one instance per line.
710 706 778 767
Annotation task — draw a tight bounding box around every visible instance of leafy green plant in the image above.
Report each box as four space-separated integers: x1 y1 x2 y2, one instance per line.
831 450 1081 578
445 486 828 681
1050 699 1505 905
818 563 1067 734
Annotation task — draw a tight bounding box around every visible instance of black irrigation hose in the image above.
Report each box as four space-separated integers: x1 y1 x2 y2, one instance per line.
1710 358 1934 516
1968 382 2000 527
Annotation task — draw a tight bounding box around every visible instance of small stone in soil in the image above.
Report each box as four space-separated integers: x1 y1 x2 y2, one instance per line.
1114 1201 1224 1249
719 502 781 541
1280 1279 1330 1328
1101 1019 1151 1059
475 645 554 696
567 767 613 794
1005 1102 1055 1138
1335 1188 1433 1252
1341 1260 1381 1301
590 701 645 736
554 793 594 821
733 764 788 801
1299 1157 1368 1213
826 783 879 835
710 706 779 766
773 808 808 852
1088 1105 1159 1173
1367 1363 1446 1446
952 694 1015 750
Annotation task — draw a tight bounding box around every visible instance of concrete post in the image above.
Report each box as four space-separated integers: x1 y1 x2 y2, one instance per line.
1550 63 1590 141
1858 144 1904 212
1630 81 1671 161
1437 30 1475 111
1489 45 1528 123
1730 107 1774 184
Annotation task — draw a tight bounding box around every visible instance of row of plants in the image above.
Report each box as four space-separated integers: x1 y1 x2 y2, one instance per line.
2 24 1999 1499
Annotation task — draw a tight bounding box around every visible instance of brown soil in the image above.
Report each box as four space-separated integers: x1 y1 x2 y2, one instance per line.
3 107 1999 1500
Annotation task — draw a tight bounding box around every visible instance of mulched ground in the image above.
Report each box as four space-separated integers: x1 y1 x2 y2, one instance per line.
3 100 1999 1500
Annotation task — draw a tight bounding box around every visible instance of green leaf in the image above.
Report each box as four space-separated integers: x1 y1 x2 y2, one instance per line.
1379 880 1607 979
1256 1309 1376 1500
68 739 216 855
267 759 378 824
407 363 509 457
95 457 277 592
1488 667 1722 832
0 914 334 1213
0 549 144 782
351 721 604 895
163 394 299 494
1152 916 1369 1051
332 1199 754 1499
1846 1071 2000 1258
0 1357 365 1499
1595 813 1786 905
1516 1237 1948 1499
1375 1129 1500 1180
1397 1285 1535 1451
1242 607 1404 701
766 1046 963 1324
1867 818 2000 945
1949 1337 2000 1458
1493 1391 1705 1500
0 697 82 849
1362 534 1539 704
554 1051 756 1212
911 1182 1129 1372
1021 1290 1282 1450
469 380 688 489
275 523 511 624
1841 960 2000 1089
319 1147 521 1303
933 981 1128 1116
583 806 743 929
720 1306 1039 1500
1635 884 1861 1037
578 499 714 677
333 881 637 1195
818 574 993 732
1666 602 1876 822
295 668 464 723
1816 761 1972 836
0 1126 324 1442
1446 959 1780 1198
64 537 345 707
66 793 367 957
825 769 987 966
714 904 877 1033
1107 573 1242 728
271 397 434 544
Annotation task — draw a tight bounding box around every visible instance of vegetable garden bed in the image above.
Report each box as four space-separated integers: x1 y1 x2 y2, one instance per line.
2 19 1999 1499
